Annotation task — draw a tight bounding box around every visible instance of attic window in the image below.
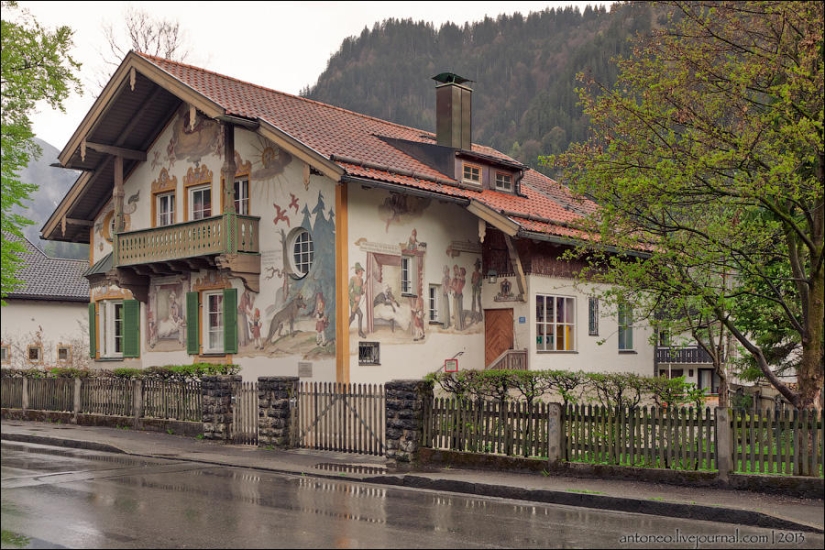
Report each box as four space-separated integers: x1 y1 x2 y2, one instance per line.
462 163 481 185
495 172 513 192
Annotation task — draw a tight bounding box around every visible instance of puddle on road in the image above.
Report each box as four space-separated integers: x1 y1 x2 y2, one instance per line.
313 463 387 475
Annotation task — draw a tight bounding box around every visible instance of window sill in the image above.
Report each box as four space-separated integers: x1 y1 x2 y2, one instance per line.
97 357 124 362
428 321 443 326
359 362 381 367
401 293 418 299
618 350 637 354
536 350 578 354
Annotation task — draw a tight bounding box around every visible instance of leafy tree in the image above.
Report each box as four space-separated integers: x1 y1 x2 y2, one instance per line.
1 1 81 303
547 1 823 410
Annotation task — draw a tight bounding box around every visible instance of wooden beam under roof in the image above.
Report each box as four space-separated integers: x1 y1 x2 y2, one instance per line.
83 141 147 161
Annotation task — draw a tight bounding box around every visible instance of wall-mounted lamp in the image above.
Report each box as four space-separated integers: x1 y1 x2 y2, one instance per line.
487 270 498 284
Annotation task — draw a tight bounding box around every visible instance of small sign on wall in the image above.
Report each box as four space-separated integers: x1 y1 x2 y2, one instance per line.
298 362 313 378
519 316 526 324
444 358 459 373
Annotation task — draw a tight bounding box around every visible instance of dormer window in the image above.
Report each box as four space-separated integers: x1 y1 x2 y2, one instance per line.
495 172 513 192
462 163 481 185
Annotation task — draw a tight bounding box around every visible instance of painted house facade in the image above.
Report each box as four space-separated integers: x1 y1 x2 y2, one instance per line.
1 233 90 370
42 53 654 383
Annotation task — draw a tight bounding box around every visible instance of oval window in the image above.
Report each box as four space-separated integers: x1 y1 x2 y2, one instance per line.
288 228 314 278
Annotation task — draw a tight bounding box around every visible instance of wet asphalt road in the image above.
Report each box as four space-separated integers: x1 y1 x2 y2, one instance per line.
2 441 822 549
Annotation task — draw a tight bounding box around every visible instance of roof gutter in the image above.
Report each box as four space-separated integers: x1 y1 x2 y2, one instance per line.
340 175 470 205
517 229 651 258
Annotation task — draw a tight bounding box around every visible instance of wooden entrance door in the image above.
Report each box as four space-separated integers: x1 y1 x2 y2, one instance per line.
484 308 514 367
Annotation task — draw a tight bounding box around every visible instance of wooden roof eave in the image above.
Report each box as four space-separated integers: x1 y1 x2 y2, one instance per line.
58 51 226 168
256 120 344 183
41 170 94 241
466 199 520 237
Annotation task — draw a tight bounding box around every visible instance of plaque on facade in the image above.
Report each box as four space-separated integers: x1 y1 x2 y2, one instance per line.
298 362 313 378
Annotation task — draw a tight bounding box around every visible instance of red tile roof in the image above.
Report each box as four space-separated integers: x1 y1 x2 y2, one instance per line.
139 53 597 240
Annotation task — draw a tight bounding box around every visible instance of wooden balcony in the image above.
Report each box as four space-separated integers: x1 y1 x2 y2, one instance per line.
110 214 261 300
115 214 259 265
655 346 713 364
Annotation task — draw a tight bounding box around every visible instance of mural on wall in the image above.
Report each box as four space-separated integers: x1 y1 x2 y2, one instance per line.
94 191 140 251
164 106 223 168
147 278 188 350
378 193 430 232
256 189 335 360
251 136 292 181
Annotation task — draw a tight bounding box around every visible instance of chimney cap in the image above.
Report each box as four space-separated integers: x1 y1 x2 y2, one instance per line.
432 72 472 85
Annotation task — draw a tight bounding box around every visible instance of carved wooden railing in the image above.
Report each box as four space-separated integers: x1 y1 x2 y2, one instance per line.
485 349 528 371
655 346 714 364
115 214 259 267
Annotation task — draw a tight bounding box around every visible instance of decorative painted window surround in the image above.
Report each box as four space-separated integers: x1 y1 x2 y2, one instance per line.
183 165 214 221
151 168 178 227
220 152 253 214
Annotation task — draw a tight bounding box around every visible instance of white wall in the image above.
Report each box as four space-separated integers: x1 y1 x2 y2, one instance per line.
1 300 89 369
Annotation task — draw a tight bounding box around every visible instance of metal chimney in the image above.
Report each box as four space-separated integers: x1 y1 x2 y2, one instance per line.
433 73 473 150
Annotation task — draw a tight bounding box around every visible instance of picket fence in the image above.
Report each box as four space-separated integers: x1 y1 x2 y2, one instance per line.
423 398 823 477
1 377 202 422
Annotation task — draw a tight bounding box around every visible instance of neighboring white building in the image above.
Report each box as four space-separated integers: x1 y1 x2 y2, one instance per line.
1 233 89 369
41 54 655 384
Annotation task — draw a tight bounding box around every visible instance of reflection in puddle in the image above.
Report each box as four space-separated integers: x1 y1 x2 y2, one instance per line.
313 463 387 475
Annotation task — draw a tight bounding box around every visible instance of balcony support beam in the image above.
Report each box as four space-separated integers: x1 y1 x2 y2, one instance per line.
217 253 260 293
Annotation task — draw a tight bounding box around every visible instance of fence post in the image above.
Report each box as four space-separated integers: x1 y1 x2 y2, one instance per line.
133 378 144 427
385 379 433 466
21 377 29 411
715 407 732 481
547 402 563 465
258 377 298 449
201 375 241 441
73 378 82 424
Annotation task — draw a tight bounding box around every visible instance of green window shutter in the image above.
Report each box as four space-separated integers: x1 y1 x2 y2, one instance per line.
88 303 97 358
223 287 238 354
123 299 141 358
187 292 200 355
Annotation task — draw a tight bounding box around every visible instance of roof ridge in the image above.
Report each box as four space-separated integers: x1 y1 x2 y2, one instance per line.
137 51 448 141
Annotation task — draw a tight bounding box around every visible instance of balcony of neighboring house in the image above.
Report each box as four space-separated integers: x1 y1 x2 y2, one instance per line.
655 346 714 365
108 213 261 300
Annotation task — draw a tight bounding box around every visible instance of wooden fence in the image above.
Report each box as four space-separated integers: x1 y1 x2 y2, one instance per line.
295 382 385 455
143 379 201 422
731 408 823 477
424 397 549 458
423 398 823 477
1 377 202 422
564 404 716 470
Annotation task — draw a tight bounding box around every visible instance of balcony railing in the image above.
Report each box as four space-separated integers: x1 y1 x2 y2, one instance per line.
486 349 528 371
656 346 713 364
115 214 259 267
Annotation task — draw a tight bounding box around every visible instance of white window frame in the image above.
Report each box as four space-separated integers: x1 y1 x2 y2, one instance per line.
401 255 417 296
157 192 176 226
189 184 212 221
288 228 314 278
203 290 224 354
494 172 512 191
428 284 440 322
618 303 634 351
234 177 250 215
536 295 576 352
462 162 481 185
101 300 124 358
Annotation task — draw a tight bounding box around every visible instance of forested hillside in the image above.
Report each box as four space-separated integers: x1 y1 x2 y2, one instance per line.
304 2 664 176
14 138 87 259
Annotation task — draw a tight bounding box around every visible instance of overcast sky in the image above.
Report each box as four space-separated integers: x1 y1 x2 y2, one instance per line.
14 1 613 150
